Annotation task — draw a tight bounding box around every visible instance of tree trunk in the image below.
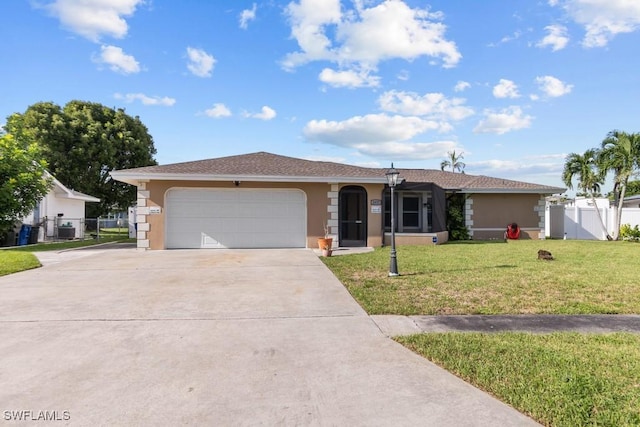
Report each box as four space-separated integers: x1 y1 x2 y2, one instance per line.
614 185 627 240
590 195 613 240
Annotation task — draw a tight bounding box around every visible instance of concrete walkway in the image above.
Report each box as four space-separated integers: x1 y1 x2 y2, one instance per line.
0 247 538 426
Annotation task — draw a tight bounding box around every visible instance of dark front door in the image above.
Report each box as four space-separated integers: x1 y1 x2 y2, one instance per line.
339 186 367 247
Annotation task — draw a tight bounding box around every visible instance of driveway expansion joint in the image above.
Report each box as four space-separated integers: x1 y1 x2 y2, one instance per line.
0 314 364 323
373 314 640 335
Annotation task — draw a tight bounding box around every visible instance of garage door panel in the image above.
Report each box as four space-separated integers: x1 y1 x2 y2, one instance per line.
165 189 307 249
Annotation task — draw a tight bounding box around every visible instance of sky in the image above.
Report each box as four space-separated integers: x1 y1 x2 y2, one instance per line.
2 0 640 192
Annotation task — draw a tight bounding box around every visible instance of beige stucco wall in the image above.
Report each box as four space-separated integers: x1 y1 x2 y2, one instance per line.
467 193 545 240
136 181 549 247
383 231 449 246
138 180 385 250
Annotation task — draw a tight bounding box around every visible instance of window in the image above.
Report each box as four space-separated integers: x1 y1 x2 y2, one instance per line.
384 191 432 232
401 195 421 230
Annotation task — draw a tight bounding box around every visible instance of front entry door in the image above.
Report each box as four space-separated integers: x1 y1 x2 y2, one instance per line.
339 186 367 247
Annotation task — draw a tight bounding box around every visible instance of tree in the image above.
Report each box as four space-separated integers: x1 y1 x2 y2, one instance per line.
0 132 52 234
562 149 613 240
625 180 640 196
440 150 465 173
6 101 157 217
599 130 640 239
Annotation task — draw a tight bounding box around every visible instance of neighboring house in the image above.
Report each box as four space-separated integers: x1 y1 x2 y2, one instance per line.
623 195 640 208
110 152 564 250
568 197 610 209
21 173 100 242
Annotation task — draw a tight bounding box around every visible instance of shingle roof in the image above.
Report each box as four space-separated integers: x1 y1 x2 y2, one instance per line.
111 151 564 193
121 151 383 178
398 169 564 192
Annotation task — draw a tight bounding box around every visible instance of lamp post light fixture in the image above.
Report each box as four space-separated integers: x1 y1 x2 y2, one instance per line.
386 163 400 277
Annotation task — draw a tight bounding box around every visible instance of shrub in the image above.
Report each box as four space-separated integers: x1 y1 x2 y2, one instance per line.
620 224 640 241
446 194 470 241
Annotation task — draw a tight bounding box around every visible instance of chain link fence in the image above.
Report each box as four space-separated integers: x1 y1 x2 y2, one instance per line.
1 217 132 247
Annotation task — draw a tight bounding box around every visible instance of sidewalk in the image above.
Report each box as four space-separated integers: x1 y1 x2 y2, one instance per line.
371 314 640 336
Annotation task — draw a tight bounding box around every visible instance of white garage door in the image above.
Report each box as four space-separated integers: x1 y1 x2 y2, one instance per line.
165 188 307 249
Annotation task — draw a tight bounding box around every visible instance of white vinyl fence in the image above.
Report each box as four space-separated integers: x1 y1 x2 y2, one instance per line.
546 205 640 240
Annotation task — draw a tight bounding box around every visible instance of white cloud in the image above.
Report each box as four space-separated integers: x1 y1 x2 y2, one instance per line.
492 79 520 99
94 45 140 74
186 47 215 78
454 81 470 92
282 0 460 75
245 106 277 120
348 140 459 160
336 2 461 67
378 91 474 123
43 0 144 42
304 115 460 158
304 114 442 146
304 114 460 159
489 29 525 47
469 154 566 179
552 0 640 47
114 93 175 106
239 3 257 29
535 75 573 97
473 106 533 134
204 103 232 118
283 0 341 67
537 24 570 51
397 70 410 81
319 68 380 88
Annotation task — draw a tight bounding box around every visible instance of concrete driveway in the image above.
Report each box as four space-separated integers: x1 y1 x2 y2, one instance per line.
0 248 538 426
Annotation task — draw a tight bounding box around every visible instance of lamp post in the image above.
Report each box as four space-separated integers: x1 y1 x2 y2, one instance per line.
386 163 400 277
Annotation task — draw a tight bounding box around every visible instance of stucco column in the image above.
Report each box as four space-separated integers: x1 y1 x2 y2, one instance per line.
465 196 474 238
535 195 546 239
327 184 339 247
135 181 150 249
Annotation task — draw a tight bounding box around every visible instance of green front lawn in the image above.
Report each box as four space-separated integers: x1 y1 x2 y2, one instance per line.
0 251 41 276
398 332 640 427
323 240 640 315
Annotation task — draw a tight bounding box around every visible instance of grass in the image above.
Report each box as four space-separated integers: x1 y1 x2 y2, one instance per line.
1 237 134 276
0 251 41 276
322 240 640 315
6 236 134 252
397 332 640 427
96 227 130 237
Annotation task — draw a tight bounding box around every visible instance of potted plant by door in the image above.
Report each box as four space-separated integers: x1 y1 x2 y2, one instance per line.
317 223 333 250
321 243 332 257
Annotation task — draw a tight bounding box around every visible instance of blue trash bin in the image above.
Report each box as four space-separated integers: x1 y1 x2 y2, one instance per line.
18 225 32 246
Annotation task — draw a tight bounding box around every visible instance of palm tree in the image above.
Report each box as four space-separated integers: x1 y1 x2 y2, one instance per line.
440 150 465 173
599 130 640 239
562 149 613 240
